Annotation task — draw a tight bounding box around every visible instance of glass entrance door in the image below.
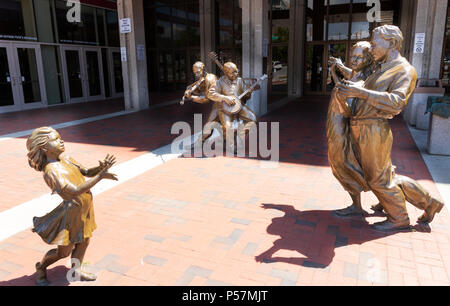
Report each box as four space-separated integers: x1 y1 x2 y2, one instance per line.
305 42 348 94
15 45 46 108
0 44 16 112
305 44 325 93
84 47 104 101
0 42 46 113
61 46 105 103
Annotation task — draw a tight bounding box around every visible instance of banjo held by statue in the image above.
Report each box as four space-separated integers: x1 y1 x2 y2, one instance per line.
208 51 267 115
222 74 267 115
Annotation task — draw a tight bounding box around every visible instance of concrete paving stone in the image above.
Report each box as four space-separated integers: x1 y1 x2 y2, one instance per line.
280 279 296 286
0 269 11 281
270 268 299 282
175 265 213 285
143 255 167 267
343 262 359 280
0 261 23 274
247 197 260 204
241 243 258 256
144 234 166 243
205 279 233 286
231 218 251 225
94 254 120 269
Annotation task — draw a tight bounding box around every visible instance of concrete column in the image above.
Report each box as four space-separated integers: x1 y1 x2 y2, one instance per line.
410 0 448 80
117 0 149 110
288 0 306 97
200 0 216 74
399 0 417 62
242 0 269 117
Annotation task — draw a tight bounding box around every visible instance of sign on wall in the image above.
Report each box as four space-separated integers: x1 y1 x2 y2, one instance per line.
120 18 132 34
121 47 127 62
137 45 145 61
414 33 426 54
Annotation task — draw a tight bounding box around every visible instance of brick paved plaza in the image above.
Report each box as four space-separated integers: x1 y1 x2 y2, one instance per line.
0 98 449 286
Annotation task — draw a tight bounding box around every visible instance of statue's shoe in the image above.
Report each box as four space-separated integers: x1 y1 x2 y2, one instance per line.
78 269 97 282
418 198 444 224
35 262 50 286
334 205 365 217
372 219 410 232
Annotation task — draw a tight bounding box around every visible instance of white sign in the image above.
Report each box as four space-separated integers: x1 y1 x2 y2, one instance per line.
414 33 426 54
120 18 132 33
137 44 145 61
121 47 127 62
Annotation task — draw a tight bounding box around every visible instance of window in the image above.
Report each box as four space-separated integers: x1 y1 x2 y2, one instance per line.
0 0 37 41
215 0 242 71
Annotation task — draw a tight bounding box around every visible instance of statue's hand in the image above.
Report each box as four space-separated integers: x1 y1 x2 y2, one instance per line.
224 97 236 106
100 154 116 170
337 81 368 99
100 171 118 181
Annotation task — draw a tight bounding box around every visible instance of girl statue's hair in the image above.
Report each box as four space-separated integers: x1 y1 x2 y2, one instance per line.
26 127 55 172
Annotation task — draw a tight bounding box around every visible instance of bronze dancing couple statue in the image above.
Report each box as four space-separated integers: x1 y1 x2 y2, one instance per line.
327 25 444 231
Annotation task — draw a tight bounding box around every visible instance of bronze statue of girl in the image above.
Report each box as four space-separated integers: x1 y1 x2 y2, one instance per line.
26 127 118 285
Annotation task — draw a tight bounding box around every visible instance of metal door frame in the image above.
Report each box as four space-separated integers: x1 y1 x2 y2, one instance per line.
0 42 47 113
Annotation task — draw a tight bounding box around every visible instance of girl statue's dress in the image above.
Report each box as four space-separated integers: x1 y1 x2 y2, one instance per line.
33 156 97 246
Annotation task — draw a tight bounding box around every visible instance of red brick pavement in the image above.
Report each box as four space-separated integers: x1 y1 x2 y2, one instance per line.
0 101 210 212
0 99 125 136
0 97 449 286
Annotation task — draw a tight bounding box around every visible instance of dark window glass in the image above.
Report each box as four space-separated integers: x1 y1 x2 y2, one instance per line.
215 0 242 69
17 47 42 103
65 50 83 98
106 10 120 47
328 0 350 41
85 50 101 96
217 0 233 46
144 0 200 93
0 0 37 41
304 44 324 92
306 0 327 42
55 0 97 45
272 0 290 11
112 51 123 93
97 9 106 46
0 48 14 106
101 49 110 97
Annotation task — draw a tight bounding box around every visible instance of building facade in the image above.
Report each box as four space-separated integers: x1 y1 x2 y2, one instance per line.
0 0 123 113
1 0 449 116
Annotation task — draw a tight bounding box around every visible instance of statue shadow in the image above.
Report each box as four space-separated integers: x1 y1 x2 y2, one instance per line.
0 266 70 286
255 204 431 269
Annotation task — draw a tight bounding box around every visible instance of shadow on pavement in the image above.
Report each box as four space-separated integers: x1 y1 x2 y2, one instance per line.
255 204 431 268
0 266 70 286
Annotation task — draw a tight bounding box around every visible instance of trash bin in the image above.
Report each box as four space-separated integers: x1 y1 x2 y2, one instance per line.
427 97 450 155
404 79 445 128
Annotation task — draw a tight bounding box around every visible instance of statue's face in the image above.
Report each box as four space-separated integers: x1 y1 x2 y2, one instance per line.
350 47 368 72
44 131 65 156
224 65 238 81
370 31 391 63
192 65 204 80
